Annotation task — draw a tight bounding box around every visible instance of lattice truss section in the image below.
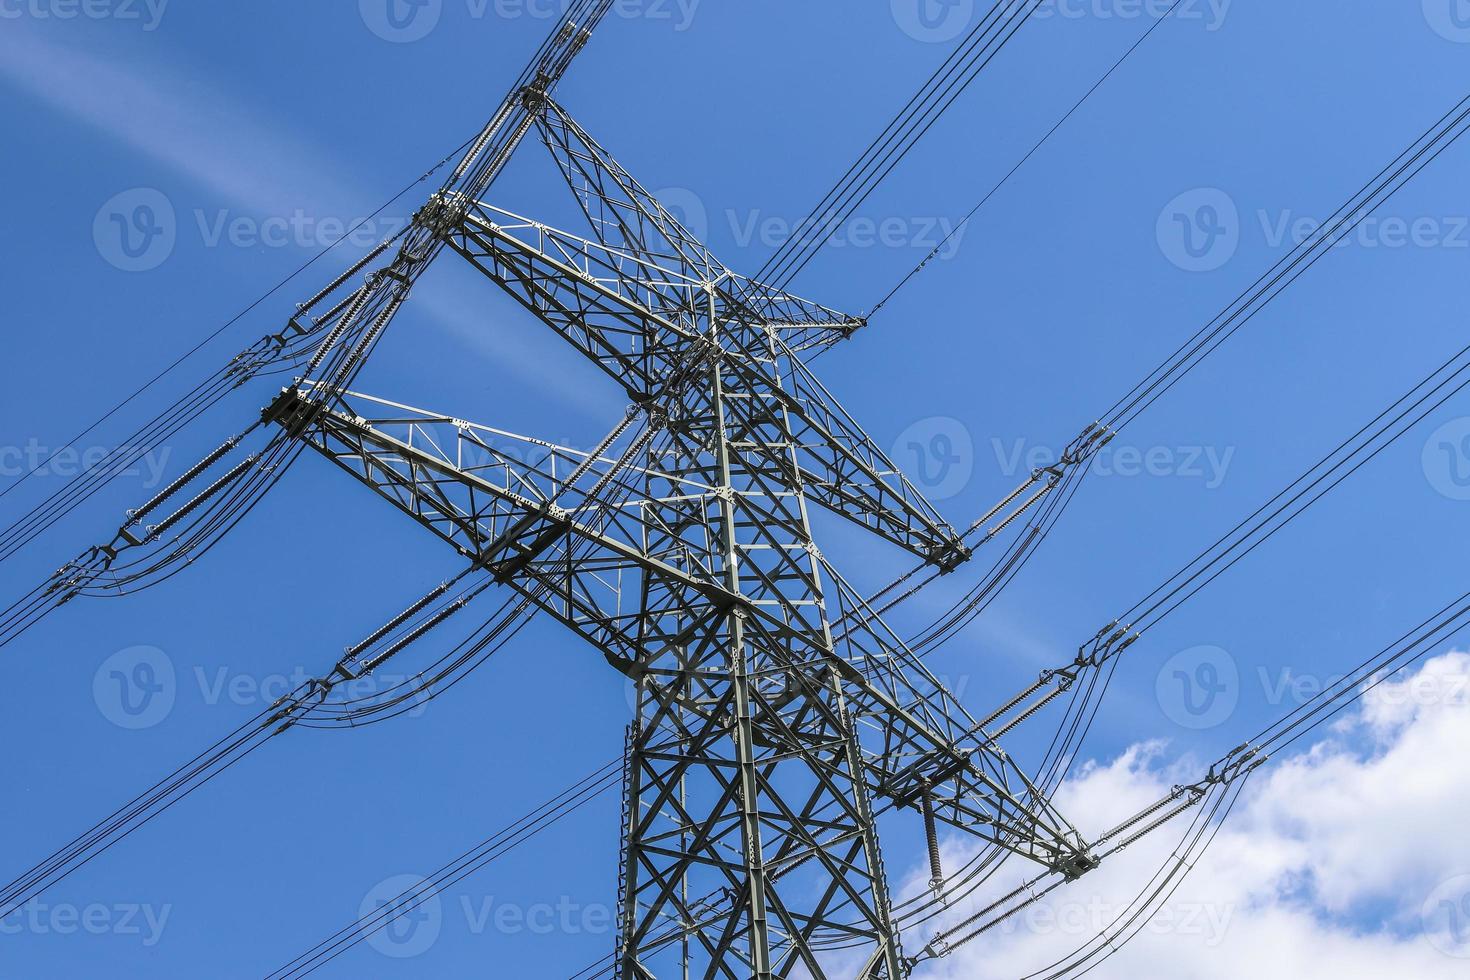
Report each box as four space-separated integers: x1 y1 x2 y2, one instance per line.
266 80 1095 979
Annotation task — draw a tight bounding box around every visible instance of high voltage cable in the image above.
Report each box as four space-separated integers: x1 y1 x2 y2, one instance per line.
1120 348 1470 637
0 207 415 568
568 568 1470 971
520 83 1470 948
978 339 1470 779
895 339 1470 928
261 49 1470 980
9 6 1465 973
577 559 1470 973
267 762 623 979
0 695 288 918
0 222 399 568
846 86 1470 657
867 0 1184 316
0 133 479 541
828 338 1470 938
916 577 1470 970
750 0 1046 294
1101 92 1470 431
0 5 620 577
2 410 665 915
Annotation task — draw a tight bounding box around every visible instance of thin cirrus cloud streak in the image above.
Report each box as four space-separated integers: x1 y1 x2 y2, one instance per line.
0 24 620 419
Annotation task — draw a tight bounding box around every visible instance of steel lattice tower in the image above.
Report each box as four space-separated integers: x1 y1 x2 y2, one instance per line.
14 4 1390 973
247 7 1096 975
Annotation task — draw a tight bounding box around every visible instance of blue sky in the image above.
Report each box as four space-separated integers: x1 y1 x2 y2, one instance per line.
4 2 1470 976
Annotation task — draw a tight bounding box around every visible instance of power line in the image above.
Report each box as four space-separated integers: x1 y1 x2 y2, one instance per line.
0 132 477 521
868 0 1184 316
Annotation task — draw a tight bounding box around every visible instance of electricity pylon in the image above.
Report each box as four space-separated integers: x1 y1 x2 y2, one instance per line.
252 7 1098 975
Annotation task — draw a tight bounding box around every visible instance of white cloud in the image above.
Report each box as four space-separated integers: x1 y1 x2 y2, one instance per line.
908 651 1470 979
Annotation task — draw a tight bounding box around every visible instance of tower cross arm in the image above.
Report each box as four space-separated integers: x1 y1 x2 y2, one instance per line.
262 386 737 668
537 98 867 351
439 202 970 570
267 387 1087 874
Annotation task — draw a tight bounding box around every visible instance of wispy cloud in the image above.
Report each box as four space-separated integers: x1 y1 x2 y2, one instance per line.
0 24 619 418
0 28 346 216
